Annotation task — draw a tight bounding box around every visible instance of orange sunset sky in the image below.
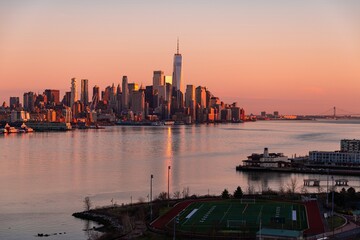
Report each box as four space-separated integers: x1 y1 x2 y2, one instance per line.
0 0 359 115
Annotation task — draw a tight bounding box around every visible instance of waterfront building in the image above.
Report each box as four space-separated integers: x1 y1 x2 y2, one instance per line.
309 139 360 166
47 109 57 122
44 89 60 105
70 78 78 107
221 109 232 122
122 76 129 110
62 107 72 123
243 148 289 168
341 139 360 152
309 151 360 165
11 110 30 122
231 106 241 122
209 97 221 107
81 79 89 107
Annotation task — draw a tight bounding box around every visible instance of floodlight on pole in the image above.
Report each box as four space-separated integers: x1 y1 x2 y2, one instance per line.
168 166 171 200
150 174 153 221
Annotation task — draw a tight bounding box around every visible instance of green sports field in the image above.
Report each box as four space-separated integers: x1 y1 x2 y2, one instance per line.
174 200 308 235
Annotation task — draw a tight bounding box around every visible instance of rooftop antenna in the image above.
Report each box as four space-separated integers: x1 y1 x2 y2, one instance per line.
177 37 179 54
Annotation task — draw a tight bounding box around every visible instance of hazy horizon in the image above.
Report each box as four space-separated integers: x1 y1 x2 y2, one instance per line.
1 0 359 115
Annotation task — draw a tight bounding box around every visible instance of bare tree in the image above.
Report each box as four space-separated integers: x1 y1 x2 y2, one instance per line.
279 183 285 195
247 183 255 195
182 187 190 198
173 191 181 199
286 177 299 194
157 192 168 201
84 196 92 211
301 186 309 194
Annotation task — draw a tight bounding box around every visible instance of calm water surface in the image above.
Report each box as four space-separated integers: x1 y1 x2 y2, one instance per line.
1 121 360 239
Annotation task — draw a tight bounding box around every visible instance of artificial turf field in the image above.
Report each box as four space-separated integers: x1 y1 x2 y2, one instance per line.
174 200 308 234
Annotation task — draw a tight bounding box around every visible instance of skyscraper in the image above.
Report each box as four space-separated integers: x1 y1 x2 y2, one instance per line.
92 85 100 105
44 89 60 104
195 86 206 109
81 79 89 106
131 91 145 118
9 97 20 109
153 71 164 93
185 85 195 108
70 78 78 107
23 92 35 112
122 76 129 110
172 39 182 92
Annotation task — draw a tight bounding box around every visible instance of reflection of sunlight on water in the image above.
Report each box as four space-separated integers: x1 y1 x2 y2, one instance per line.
165 127 173 195
166 127 172 158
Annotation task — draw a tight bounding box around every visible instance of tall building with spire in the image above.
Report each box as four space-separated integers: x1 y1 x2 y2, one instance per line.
172 38 182 93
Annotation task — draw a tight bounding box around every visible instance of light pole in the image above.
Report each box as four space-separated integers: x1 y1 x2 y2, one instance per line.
326 169 329 206
331 176 335 237
150 174 153 221
168 166 171 200
331 176 334 216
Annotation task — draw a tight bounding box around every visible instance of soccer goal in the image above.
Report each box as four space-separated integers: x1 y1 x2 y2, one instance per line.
240 198 256 204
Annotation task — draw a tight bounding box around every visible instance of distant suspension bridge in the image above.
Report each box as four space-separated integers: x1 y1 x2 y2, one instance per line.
317 107 360 117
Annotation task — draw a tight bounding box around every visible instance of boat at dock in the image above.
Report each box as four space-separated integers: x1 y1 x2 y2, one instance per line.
20 123 34 133
4 123 19 133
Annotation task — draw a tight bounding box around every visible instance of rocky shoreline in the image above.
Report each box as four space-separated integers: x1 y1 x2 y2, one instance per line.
72 203 149 240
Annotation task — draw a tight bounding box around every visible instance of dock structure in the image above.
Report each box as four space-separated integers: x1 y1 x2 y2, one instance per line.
303 178 349 187
303 179 320 187
335 179 348 186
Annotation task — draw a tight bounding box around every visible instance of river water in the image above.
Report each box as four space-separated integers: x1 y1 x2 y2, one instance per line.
1 120 360 239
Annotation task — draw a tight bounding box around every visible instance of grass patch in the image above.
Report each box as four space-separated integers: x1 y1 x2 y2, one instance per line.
176 200 308 236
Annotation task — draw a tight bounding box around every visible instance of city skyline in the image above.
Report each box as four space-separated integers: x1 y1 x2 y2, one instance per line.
1 1 360 115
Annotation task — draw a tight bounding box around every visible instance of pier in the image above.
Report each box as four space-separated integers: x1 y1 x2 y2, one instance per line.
335 179 348 186
304 179 320 187
303 178 349 187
